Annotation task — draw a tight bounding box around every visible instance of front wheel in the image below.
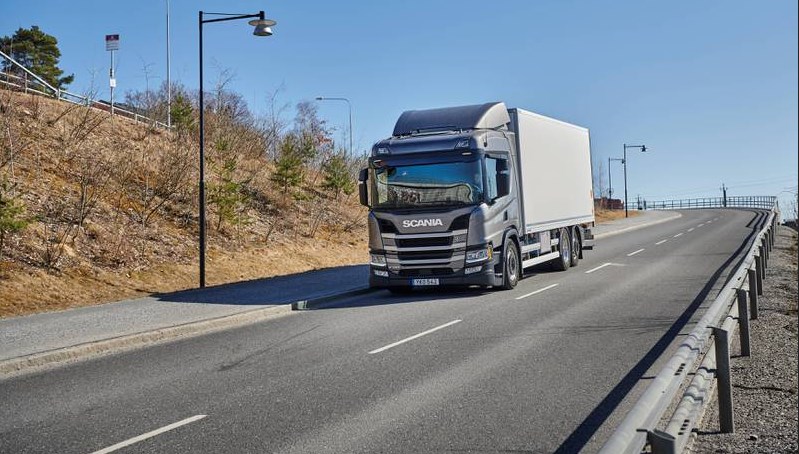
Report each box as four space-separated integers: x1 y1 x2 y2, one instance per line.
552 228 571 271
501 241 520 290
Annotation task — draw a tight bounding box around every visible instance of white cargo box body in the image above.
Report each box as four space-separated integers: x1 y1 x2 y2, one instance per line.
508 108 595 234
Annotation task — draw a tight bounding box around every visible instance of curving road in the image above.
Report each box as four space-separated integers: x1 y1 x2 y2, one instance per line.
0 209 768 454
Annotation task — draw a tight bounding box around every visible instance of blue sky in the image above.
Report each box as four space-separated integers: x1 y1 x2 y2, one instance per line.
2 1 797 214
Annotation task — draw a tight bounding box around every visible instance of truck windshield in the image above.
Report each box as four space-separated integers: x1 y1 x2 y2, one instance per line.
372 159 484 209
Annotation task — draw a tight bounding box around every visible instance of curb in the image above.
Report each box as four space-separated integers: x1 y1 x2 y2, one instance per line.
0 286 375 378
291 287 378 310
594 211 683 239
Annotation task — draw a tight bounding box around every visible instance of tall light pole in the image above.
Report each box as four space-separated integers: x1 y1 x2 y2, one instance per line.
198 10 276 288
315 96 352 159
622 143 647 218
166 0 171 127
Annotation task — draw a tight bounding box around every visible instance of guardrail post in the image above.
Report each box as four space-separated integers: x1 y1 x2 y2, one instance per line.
737 289 751 357
712 327 734 433
748 268 759 319
756 251 764 294
647 429 676 454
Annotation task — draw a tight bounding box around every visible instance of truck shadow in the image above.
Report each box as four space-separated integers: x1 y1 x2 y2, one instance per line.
320 286 496 309
151 264 369 306
317 267 550 309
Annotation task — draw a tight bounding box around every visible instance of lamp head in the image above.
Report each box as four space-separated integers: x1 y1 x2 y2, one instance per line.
641 145 647 152
249 12 276 36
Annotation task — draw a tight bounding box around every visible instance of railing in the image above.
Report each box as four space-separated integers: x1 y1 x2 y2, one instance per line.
645 196 777 210
1 50 169 129
599 200 780 454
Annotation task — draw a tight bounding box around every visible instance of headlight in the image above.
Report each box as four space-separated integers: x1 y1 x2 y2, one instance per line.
465 245 493 263
370 254 387 267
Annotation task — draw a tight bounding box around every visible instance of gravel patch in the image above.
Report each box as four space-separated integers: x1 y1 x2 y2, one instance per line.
690 226 798 453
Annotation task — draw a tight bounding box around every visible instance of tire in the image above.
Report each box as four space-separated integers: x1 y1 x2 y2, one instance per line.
552 228 571 271
570 227 581 268
501 240 520 290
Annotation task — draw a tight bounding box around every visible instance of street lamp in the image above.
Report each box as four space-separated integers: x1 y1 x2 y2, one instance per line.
198 10 276 288
622 143 648 218
315 96 352 159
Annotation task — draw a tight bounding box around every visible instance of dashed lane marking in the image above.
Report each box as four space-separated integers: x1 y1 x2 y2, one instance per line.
369 320 462 354
585 262 614 274
89 415 207 454
515 283 559 300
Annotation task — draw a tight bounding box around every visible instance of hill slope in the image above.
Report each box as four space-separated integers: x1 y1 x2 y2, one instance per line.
0 90 367 317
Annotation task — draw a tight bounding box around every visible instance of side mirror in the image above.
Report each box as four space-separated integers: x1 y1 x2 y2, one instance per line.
496 160 510 198
358 168 369 207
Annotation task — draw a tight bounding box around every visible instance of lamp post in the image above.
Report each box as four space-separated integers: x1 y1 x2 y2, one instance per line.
166 0 171 127
622 143 647 218
315 96 352 159
198 10 276 288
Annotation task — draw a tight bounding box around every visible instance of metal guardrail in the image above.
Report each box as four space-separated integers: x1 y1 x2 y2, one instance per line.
599 201 780 454
1 50 168 129
645 196 777 210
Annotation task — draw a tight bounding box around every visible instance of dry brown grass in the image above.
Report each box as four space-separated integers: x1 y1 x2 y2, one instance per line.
595 208 640 223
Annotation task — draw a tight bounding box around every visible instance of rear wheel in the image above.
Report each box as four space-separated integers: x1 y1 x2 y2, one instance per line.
552 228 571 271
501 241 520 290
570 227 581 267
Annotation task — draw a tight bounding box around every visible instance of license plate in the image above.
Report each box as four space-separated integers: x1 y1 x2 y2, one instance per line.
411 278 439 286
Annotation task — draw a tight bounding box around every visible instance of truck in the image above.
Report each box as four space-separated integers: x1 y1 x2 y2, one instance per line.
357 102 595 292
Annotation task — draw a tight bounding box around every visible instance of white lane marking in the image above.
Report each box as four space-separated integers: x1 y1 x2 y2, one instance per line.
585 262 614 274
687 228 695 232
656 239 669 245
697 223 705 228
90 415 207 454
515 283 559 300
673 233 684 238
627 248 645 257
369 320 461 354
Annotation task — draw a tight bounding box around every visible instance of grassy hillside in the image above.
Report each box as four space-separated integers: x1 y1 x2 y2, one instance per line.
0 89 367 317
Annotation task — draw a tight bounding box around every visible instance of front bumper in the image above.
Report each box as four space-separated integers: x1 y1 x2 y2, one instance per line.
369 262 501 288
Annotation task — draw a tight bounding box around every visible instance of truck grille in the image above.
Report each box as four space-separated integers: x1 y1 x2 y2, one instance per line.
396 236 453 248
381 227 467 272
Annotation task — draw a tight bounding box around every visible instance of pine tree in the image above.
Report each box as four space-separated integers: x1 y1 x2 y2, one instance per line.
270 134 305 200
0 26 74 89
321 152 355 199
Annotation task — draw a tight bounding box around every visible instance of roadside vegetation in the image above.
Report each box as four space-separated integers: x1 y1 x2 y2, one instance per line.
0 85 367 318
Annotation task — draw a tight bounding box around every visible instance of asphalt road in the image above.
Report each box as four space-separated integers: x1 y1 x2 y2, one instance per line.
0 209 767 454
